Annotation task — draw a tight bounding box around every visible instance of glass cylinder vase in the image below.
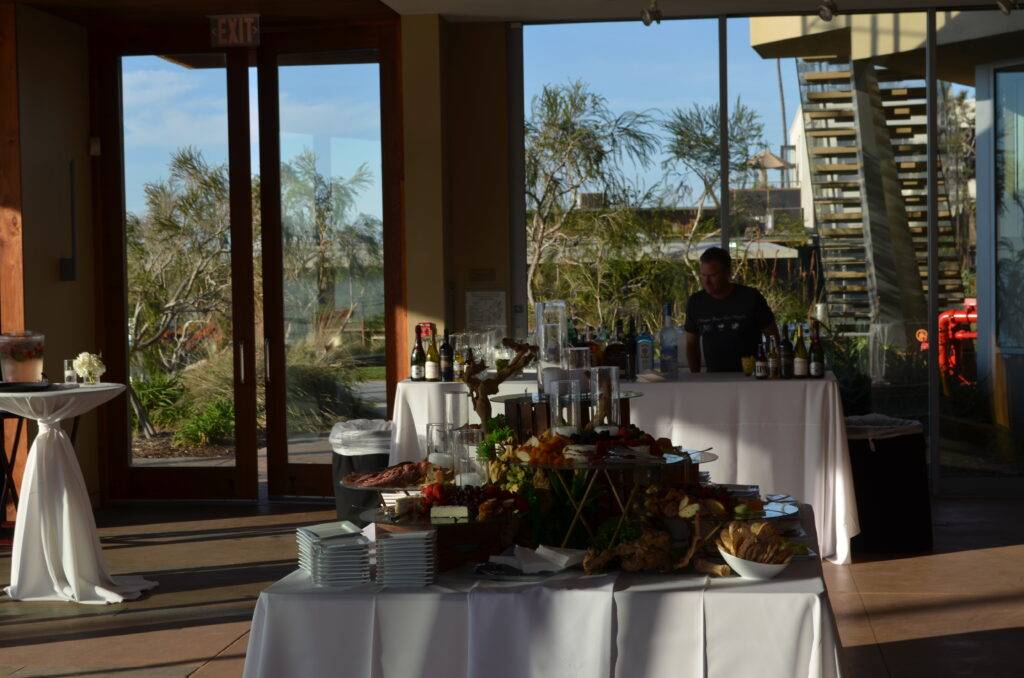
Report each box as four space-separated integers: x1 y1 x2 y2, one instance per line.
535 300 566 393
0 332 45 383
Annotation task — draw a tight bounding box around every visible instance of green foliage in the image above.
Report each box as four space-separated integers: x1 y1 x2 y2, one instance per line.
173 398 234 448
132 373 188 429
477 414 513 460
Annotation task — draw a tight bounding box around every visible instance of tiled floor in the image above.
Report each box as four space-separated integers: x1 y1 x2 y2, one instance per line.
0 498 1021 677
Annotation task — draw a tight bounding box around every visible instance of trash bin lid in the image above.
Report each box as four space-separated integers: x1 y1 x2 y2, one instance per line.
845 413 923 440
330 419 393 455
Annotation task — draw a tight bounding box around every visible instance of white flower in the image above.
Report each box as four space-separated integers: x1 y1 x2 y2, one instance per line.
73 352 106 380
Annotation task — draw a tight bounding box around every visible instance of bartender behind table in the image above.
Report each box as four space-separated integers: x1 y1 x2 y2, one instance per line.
684 247 779 373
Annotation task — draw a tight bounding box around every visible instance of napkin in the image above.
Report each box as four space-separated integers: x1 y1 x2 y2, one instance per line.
636 370 666 383
489 544 587 574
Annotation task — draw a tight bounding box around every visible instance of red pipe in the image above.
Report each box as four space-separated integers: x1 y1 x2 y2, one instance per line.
937 304 977 387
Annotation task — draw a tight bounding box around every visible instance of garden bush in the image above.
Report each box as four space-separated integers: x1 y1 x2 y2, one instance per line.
173 398 235 448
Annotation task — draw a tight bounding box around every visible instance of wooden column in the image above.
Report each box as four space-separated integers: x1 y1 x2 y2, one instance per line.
0 2 26 522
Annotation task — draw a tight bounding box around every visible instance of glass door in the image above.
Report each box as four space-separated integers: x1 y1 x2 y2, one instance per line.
109 49 258 500
260 48 390 497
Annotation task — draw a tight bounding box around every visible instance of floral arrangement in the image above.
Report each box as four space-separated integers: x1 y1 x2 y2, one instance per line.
73 352 106 384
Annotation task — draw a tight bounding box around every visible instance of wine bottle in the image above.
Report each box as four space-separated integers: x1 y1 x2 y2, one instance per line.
439 328 454 382
425 330 440 382
779 326 794 380
793 324 808 378
453 333 465 379
754 335 768 380
625 316 638 381
767 335 781 379
636 322 654 373
809 321 825 378
659 302 679 378
411 325 426 382
603 319 629 375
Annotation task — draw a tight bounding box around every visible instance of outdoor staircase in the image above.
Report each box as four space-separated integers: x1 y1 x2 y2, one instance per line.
797 57 964 334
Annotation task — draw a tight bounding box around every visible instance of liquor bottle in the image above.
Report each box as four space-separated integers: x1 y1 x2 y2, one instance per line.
767 335 781 379
410 326 426 382
636 322 655 373
659 302 679 378
793 324 808 378
439 328 454 382
602 319 629 375
754 336 768 380
453 333 465 379
779 326 794 380
425 330 440 382
809 321 825 378
625 316 638 381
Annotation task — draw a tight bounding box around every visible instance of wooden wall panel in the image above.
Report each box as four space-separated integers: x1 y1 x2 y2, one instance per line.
0 2 26 522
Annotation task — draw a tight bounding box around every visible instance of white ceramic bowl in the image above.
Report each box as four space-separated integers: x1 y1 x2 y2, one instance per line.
718 546 790 580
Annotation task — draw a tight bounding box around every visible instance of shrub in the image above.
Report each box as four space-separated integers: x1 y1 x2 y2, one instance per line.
173 398 235 448
132 372 189 429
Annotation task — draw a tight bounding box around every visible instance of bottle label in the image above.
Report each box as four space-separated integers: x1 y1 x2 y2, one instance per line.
794 357 808 377
440 359 452 380
810 361 824 377
425 361 440 380
411 365 425 380
768 357 779 377
754 361 768 378
454 362 465 378
637 343 653 371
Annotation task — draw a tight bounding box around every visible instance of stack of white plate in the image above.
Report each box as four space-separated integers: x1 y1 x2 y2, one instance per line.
297 521 371 588
376 530 436 588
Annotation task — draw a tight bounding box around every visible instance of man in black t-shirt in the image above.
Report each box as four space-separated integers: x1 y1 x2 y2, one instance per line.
684 247 778 372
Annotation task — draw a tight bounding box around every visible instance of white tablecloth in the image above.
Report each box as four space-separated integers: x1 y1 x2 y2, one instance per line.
1 383 158 604
628 374 858 564
244 507 840 678
389 376 536 465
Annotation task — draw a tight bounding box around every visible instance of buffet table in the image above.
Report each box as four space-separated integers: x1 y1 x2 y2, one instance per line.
388 373 857 564
629 373 858 565
244 506 840 678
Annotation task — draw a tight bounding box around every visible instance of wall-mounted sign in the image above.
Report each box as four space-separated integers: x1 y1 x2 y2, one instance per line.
209 14 260 47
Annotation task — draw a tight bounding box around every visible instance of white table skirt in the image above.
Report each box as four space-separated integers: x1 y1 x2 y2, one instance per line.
628 374 858 564
243 507 840 678
389 373 858 564
1 383 158 604
389 376 536 465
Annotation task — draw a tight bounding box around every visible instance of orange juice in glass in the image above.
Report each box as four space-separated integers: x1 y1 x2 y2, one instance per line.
0 332 45 382
741 355 755 377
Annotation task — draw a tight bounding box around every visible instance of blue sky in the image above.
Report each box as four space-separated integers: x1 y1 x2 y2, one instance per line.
121 19 801 218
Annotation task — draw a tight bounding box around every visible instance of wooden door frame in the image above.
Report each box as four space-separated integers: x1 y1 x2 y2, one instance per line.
92 31 258 501
259 20 405 497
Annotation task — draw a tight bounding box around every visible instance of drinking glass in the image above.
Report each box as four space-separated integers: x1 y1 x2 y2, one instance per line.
588 366 620 434
64 359 77 384
425 422 454 470
535 301 566 392
453 427 483 487
563 346 591 370
548 379 582 437
444 390 471 430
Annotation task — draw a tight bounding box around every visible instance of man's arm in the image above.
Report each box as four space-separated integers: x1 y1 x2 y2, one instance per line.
686 331 701 373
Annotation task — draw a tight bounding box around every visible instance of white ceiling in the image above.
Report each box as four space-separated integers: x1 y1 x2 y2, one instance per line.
380 0 1000 22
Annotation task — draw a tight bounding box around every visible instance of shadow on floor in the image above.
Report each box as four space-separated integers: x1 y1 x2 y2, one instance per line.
842 627 1024 678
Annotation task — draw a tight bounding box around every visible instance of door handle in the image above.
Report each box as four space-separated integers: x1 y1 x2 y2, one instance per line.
239 341 245 384
264 337 270 383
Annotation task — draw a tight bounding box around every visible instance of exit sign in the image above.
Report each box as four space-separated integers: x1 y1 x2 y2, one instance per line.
209 14 260 47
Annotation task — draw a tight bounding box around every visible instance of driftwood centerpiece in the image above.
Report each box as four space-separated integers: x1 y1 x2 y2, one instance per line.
462 337 538 435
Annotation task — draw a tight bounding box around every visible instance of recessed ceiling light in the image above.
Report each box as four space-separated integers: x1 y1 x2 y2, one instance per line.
818 0 838 22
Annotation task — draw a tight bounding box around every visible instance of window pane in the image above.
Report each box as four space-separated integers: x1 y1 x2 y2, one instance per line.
122 54 236 467
278 58 386 466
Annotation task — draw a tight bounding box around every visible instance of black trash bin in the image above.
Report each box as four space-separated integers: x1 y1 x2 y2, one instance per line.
329 420 392 525
847 414 933 554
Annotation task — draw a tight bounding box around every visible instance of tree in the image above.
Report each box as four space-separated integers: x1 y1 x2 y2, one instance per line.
126 147 234 372
524 81 659 306
280 149 382 334
662 98 766 244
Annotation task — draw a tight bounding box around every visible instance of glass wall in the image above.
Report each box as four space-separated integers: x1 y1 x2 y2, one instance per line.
122 54 237 467
522 19 717 339
277 57 386 464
